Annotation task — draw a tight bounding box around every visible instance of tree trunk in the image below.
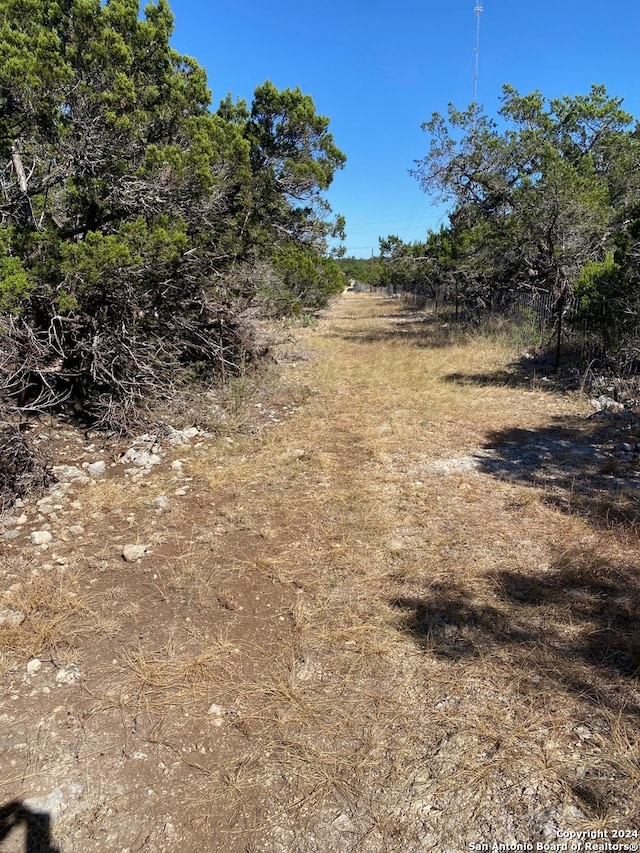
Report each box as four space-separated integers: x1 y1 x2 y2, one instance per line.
11 143 34 225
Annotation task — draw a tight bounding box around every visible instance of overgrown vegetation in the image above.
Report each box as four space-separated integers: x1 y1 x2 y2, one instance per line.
0 0 346 432
378 85 640 368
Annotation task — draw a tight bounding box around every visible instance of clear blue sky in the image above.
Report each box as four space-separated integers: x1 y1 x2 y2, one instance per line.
168 0 640 258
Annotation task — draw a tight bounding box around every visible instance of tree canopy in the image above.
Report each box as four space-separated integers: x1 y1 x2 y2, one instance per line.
382 84 640 363
0 0 346 430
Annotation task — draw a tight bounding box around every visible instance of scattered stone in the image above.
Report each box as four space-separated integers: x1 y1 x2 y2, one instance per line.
68 525 85 536
174 487 189 496
30 530 52 546
386 539 405 552
167 425 201 446
14 514 28 526
123 544 148 562
52 465 90 484
207 703 225 717
26 658 43 674
591 395 624 413
171 460 184 470
87 460 106 477
154 495 169 511
3 529 20 540
121 448 162 468
55 664 81 685
0 607 26 627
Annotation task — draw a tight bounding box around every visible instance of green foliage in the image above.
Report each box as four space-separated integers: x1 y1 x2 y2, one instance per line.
574 254 622 308
408 84 640 360
0 0 346 428
0 229 31 313
335 256 383 288
270 245 343 314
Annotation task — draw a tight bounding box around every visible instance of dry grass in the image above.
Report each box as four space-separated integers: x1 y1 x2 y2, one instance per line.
2 294 639 852
194 295 640 849
0 562 93 672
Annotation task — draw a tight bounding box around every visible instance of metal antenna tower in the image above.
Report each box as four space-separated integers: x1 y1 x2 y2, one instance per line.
472 3 483 106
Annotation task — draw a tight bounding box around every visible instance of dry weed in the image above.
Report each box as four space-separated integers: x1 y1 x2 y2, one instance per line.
4 294 639 852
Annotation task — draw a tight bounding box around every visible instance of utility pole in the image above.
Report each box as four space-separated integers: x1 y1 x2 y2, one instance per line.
472 3 483 106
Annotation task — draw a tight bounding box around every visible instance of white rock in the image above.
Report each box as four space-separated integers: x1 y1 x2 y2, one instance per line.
27 658 43 674
183 427 199 439
68 525 85 536
87 460 106 477
3 529 20 540
52 465 90 484
30 530 52 546
171 460 184 470
0 607 26 627
207 703 225 717
55 664 81 684
154 495 169 510
123 544 148 562
122 448 162 468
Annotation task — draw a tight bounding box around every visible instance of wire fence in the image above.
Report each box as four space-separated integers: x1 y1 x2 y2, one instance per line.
506 290 640 373
397 286 640 373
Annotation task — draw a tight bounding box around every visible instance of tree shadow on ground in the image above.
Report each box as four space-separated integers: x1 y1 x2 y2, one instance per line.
444 360 559 391
326 310 470 349
390 545 640 716
475 418 640 532
0 802 60 853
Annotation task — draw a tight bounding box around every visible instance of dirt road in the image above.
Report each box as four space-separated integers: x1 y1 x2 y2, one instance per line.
2 294 639 852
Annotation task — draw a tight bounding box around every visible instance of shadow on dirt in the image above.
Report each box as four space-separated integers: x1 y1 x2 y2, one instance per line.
475 418 640 532
0 801 60 853
326 311 469 349
390 546 640 715
443 357 559 390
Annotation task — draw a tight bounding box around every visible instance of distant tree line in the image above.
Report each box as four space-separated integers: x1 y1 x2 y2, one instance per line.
0 0 346 430
378 85 640 367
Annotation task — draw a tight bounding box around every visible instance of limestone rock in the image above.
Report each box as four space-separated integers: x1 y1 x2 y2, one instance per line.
0 607 26 627
87 460 106 477
52 464 90 484
30 530 52 546
123 544 148 563
55 664 81 685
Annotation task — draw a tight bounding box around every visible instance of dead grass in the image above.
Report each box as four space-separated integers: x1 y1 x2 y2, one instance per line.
190 295 639 849
2 294 640 852
0 564 93 671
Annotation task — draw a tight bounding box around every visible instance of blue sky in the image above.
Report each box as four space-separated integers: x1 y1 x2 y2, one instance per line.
168 1 640 258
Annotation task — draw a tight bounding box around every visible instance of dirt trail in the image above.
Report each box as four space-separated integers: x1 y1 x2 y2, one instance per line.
2 294 640 852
